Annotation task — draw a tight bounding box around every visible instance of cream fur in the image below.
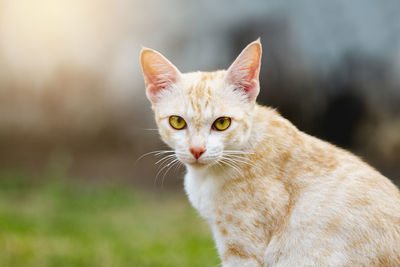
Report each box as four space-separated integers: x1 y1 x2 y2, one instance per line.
140 40 400 266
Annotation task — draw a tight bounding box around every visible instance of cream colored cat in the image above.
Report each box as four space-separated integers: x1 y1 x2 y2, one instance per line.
140 40 400 266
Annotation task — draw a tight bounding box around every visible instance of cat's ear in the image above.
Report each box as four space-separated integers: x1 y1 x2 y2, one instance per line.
140 48 181 103
225 39 262 102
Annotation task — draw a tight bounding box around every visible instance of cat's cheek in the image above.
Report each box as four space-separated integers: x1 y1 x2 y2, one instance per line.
222 128 248 149
224 129 239 144
159 135 173 148
159 128 179 149
161 129 173 139
205 136 224 161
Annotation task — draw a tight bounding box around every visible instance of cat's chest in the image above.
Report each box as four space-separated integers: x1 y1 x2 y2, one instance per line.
183 170 223 220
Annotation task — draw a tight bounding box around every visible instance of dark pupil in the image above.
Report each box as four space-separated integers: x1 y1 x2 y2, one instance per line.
177 117 182 123
219 118 224 124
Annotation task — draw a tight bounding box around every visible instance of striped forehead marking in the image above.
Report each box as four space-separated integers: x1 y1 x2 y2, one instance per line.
187 73 216 128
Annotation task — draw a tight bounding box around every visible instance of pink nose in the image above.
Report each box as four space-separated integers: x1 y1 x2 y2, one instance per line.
190 147 206 159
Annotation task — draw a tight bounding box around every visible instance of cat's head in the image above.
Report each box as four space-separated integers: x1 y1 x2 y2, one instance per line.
140 40 262 168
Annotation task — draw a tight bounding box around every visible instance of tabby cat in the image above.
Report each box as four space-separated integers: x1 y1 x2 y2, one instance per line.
140 39 400 266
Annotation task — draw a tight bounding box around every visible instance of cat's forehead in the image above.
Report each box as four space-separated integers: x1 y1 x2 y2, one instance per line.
182 71 226 95
180 71 229 120
155 70 246 124
183 71 226 103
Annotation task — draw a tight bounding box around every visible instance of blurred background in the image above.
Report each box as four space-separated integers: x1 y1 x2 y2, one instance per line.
0 0 399 266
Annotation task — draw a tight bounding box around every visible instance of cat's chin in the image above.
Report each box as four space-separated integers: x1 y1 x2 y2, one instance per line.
184 159 219 169
187 161 209 168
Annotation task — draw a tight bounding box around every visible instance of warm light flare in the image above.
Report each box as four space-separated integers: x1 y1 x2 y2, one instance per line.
0 0 122 83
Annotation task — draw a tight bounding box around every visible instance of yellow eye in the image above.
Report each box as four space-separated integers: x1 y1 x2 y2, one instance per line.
169 116 186 130
213 117 231 131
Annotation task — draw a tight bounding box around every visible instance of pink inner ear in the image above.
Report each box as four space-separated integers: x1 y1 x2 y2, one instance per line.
226 41 262 101
140 49 180 102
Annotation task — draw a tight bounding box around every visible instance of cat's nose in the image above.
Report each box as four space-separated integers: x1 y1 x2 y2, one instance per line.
190 147 206 160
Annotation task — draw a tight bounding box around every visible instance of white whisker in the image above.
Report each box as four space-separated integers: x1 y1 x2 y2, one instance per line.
155 156 177 187
142 128 160 131
219 158 242 177
223 150 254 155
160 158 180 189
136 150 174 163
155 154 177 165
222 150 259 170
226 156 255 166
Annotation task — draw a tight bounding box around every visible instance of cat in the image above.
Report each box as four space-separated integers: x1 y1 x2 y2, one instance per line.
140 39 400 266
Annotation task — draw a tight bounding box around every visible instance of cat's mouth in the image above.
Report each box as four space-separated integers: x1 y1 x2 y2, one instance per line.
177 155 216 168
184 158 210 167
175 150 222 168
189 161 207 168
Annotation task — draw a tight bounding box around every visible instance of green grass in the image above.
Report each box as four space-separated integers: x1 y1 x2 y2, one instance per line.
0 171 219 267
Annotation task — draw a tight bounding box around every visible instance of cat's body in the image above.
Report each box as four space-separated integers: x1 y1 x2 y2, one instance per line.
140 40 400 266
186 104 400 266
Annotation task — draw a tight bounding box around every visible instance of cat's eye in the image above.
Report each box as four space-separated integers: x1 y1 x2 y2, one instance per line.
169 116 186 130
213 117 231 131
